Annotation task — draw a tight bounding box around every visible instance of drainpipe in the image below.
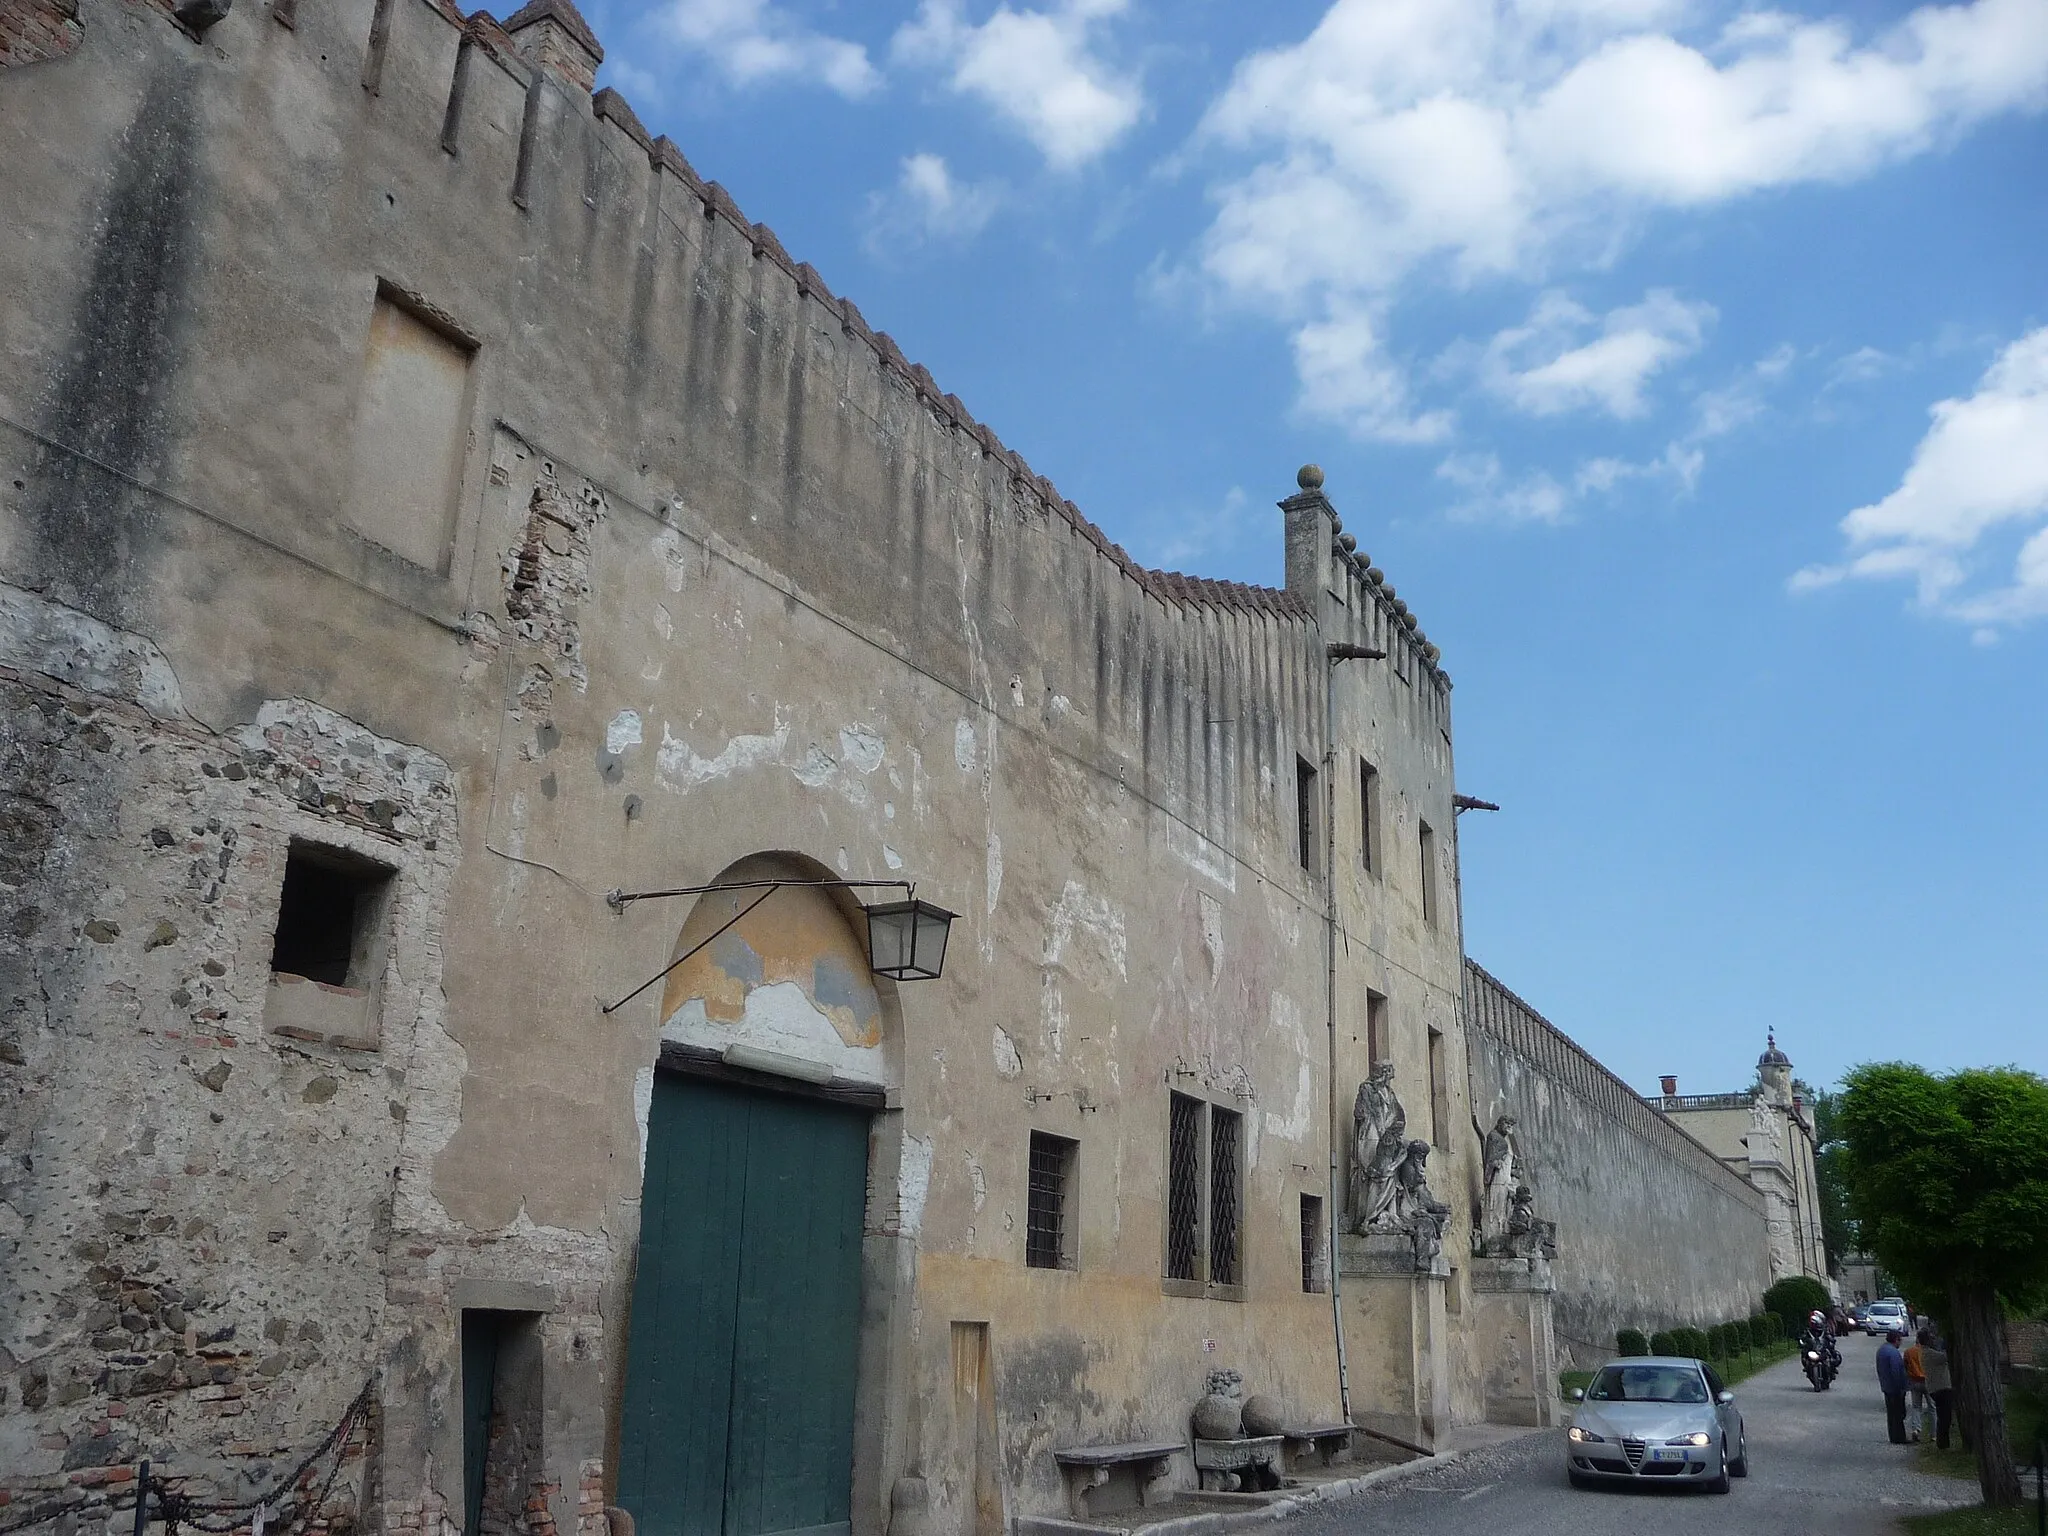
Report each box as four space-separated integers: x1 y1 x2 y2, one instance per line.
1324 639 1382 1424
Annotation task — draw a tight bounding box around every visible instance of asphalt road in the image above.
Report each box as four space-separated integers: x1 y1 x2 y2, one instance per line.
1298 1331 1981 1535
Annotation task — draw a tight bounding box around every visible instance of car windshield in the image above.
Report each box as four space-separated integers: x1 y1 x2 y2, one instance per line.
1587 1365 1709 1404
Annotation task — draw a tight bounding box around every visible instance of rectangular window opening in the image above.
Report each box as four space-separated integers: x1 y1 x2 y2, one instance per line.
461 1309 543 1536
1366 989 1390 1067
1419 820 1439 928
1166 1093 1203 1283
270 842 395 989
1428 1027 1450 1150
1359 760 1380 875
1209 1107 1242 1288
1025 1131 1078 1270
1295 756 1319 875
1300 1194 1325 1293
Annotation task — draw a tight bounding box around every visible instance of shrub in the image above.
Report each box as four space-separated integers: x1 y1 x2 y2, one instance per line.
1616 1328 1650 1358
1649 1329 1678 1356
1758 1312 1783 1345
1682 1327 1710 1359
1706 1324 1728 1359
1729 1318 1752 1355
1763 1276 1832 1339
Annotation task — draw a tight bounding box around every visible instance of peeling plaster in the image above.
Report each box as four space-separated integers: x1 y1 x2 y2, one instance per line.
662 983 886 1086
898 1134 934 1236
954 719 977 773
966 1152 987 1212
0 581 186 718
656 715 790 790
883 845 904 871
606 710 642 756
985 832 1003 916
1045 879 1126 985
992 1028 1022 1079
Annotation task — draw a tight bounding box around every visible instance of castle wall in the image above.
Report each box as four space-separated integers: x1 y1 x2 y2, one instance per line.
1463 963 1772 1367
0 0 1474 1530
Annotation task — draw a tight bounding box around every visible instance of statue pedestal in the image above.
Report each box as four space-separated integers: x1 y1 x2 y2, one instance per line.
1339 1233 1450 1445
1469 1255 1560 1427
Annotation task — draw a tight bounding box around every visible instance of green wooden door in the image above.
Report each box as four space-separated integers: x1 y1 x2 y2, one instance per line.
619 1074 871 1536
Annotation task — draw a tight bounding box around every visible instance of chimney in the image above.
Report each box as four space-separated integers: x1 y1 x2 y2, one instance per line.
1659 1074 1678 1098
503 0 602 91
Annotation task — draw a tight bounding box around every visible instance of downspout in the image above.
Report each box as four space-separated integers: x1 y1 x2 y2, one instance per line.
1320 638 1381 1426
1323 644 1352 1424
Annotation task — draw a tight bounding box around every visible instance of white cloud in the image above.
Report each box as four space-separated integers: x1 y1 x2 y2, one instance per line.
1193 0 2048 442
1437 453 1571 525
1793 327 2048 626
865 153 1001 251
893 0 1144 168
655 0 879 97
1296 304 1455 443
1482 289 1714 417
1147 486 1250 568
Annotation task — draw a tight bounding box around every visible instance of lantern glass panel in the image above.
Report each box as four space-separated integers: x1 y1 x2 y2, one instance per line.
910 901 953 979
866 903 916 978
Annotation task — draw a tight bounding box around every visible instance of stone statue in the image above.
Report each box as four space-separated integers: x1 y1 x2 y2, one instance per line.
1505 1183 1557 1261
1351 1063 1406 1234
1392 1139 1451 1264
1479 1114 1519 1250
1190 1368 1244 1440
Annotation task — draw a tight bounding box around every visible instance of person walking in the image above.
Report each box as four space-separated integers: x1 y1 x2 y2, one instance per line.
1904 1329 1929 1441
1877 1329 1910 1445
1922 1331 1955 1450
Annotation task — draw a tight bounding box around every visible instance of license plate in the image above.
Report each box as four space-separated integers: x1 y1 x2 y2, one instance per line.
1648 1448 1683 1462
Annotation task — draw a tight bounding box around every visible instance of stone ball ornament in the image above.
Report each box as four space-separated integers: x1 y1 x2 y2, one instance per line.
1297 463 1325 490
1338 532 1357 552
1240 1394 1287 1437
1191 1368 1245 1440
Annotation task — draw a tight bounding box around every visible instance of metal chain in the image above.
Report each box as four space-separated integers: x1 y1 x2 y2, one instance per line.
0 1383 373 1536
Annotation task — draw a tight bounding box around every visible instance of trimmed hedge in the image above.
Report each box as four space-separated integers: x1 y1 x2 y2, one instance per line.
1648 1329 1678 1355
1764 1275 1832 1339
1617 1328 1650 1357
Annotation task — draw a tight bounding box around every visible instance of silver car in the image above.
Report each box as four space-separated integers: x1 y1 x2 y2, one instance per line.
1565 1357 1747 1493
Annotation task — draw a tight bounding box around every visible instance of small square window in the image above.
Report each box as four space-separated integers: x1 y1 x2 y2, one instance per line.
1026 1132 1078 1270
270 842 395 988
1366 989 1390 1066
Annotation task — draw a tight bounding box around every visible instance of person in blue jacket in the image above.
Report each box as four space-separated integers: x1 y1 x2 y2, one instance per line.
1876 1329 1910 1444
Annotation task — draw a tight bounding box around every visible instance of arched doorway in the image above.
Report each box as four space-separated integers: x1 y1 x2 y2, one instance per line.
618 857 893 1536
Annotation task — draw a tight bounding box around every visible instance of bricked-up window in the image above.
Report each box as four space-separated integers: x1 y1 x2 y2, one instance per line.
343 288 476 573
1366 989 1390 1065
1428 1027 1450 1149
1360 760 1381 875
270 843 395 988
1296 756 1319 874
1025 1132 1078 1270
1418 819 1439 927
1300 1194 1326 1293
1164 1093 1246 1300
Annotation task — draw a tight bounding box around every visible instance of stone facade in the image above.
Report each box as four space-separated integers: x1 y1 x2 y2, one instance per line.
1463 963 1774 1368
0 1 1775 1533
1651 1036 1829 1290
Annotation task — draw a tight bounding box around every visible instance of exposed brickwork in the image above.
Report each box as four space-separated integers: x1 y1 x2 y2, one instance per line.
0 0 82 69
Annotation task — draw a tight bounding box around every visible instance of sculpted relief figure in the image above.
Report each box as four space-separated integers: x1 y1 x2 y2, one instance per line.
1392 1139 1452 1265
1350 1063 1407 1234
1505 1183 1558 1261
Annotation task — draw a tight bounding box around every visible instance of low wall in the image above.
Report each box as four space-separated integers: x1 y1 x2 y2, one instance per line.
1463 962 1772 1367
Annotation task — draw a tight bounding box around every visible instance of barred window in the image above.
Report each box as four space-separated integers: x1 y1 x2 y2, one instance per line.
1300 1194 1325 1293
1026 1132 1078 1270
1163 1092 1246 1300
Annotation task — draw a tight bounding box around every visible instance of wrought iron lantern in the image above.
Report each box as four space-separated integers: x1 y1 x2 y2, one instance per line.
863 897 956 982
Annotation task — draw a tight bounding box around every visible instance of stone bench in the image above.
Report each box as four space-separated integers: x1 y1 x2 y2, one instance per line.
1192 1435 1283 1492
1052 1442 1183 1519
1281 1423 1354 1471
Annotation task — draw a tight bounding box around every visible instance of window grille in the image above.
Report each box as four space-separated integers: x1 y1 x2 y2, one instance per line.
1166 1093 1202 1281
1300 1195 1324 1293
1209 1107 1242 1286
1295 757 1318 874
1026 1132 1076 1270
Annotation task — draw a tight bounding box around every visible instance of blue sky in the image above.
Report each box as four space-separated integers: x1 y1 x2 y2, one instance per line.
578 0 2048 1095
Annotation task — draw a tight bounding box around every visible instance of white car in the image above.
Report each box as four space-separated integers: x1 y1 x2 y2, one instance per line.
1864 1300 1909 1336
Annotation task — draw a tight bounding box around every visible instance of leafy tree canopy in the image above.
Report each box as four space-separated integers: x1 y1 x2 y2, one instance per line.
1838 1064 2048 1311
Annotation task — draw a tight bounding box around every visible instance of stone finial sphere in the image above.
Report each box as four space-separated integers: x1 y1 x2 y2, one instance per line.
1339 533 1357 552
1298 464 1325 490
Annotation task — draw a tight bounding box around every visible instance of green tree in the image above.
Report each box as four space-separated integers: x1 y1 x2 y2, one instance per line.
1804 1085 1860 1269
1839 1063 2048 1508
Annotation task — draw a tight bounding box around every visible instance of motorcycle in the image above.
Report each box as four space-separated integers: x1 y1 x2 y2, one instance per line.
1802 1338 1839 1391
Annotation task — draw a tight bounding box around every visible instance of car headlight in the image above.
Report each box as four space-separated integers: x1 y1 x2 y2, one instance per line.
1568 1426 1604 1443
1667 1432 1712 1448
